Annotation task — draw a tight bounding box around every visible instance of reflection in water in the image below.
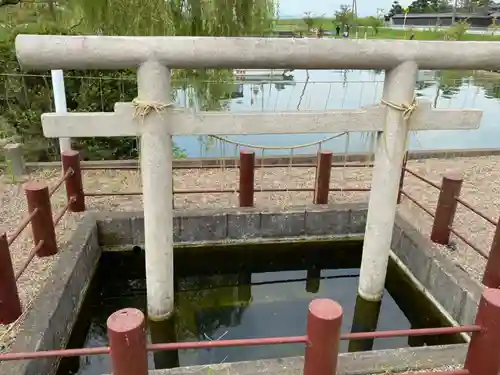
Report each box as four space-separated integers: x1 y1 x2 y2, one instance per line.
58 243 464 375
149 318 179 369
305 267 321 294
348 295 382 353
174 69 500 156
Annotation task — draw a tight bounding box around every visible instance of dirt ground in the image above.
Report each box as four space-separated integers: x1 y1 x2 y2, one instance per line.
0 155 499 352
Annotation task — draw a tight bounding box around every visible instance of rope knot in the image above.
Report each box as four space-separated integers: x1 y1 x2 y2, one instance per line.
380 94 418 121
132 98 174 120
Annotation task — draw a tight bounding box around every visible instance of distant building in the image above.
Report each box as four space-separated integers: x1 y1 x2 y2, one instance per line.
391 12 499 28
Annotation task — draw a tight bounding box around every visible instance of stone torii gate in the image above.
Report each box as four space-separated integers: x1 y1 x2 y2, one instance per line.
15 35 487 320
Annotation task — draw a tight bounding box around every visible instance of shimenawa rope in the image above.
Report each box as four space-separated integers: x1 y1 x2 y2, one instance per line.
380 94 418 122
132 98 349 151
379 93 418 162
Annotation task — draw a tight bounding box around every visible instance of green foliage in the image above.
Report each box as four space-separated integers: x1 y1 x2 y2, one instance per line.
446 20 471 40
0 0 276 161
67 0 276 37
303 11 314 31
489 16 499 35
334 4 353 26
407 0 449 13
388 1 404 17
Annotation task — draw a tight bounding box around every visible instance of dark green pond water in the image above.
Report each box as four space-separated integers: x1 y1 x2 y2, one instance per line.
57 240 463 375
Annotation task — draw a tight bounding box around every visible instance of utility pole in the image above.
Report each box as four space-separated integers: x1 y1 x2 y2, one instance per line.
452 0 458 24
351 0 357 19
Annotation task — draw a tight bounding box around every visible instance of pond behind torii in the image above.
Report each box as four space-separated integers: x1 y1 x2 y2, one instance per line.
57 240 463 375
174 69 500 157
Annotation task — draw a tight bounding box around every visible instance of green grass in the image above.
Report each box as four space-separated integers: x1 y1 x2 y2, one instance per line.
276 18 500 41
371 28 500 41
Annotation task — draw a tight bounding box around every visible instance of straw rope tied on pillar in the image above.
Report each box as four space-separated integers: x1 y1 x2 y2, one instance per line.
132 98 174 120
379 94 418 162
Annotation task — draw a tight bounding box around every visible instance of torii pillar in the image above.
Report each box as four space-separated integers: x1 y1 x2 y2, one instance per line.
136 61 175 321
358 61 419 302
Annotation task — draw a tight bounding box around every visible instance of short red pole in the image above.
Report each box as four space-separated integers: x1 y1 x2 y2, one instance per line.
313 150 333 205
464 288 500 375
62 150 85 212
24 182 58 257
107 308 148 375
483 219 500 288
0 233 22 324
430 173 463 245
239 150 255 207
397 151 408 204
303 299 343 375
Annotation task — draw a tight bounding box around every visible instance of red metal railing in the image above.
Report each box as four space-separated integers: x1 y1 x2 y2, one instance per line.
0 150 85 325
398 152 500 289
1 288 500 375
2 150 500 375
82 150 372 203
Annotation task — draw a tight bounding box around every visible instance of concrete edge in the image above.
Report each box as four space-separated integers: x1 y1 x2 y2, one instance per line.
140 344 468 375
0 213 101 375
103 234 365 252
4 147 500 171
94 202 369 247
392 212 483 326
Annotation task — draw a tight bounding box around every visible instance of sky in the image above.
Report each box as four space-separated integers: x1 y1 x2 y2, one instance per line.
278 0 412 18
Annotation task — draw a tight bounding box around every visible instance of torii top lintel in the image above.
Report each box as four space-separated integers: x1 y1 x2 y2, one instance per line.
14 34 500 71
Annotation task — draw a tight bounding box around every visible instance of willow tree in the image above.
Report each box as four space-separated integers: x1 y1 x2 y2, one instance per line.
0 0 277 160
68 0 277 153
67 0 276 37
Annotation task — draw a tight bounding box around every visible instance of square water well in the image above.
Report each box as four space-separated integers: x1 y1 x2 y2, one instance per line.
1 203 475 375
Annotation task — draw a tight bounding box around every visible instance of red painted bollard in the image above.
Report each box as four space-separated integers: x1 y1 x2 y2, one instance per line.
397 151 408 204
464 288 500 375
313 151 333 205
107 308 148 375
303 299 343 375
24 182 58 257
0 233 22 324
62 150 85 212
483 219 500 288
430 173 463 245
239 150 255 207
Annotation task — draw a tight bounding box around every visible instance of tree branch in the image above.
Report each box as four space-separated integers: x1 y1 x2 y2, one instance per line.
0 0 21 6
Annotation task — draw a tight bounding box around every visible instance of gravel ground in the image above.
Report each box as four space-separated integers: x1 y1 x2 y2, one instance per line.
0 155 499 353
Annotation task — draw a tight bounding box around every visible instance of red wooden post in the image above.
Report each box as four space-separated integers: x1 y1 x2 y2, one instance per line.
0 233 22 324
107 308 148 375
303 299 343 375
61 150 85 212
464 288 500 375
430 173 463 245
397 151 408 204
483 220 500 288
239 150 255 207
24 182 58 257
313 151 333 205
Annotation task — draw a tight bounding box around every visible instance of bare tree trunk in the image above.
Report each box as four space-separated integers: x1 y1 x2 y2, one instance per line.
48 0 56 20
